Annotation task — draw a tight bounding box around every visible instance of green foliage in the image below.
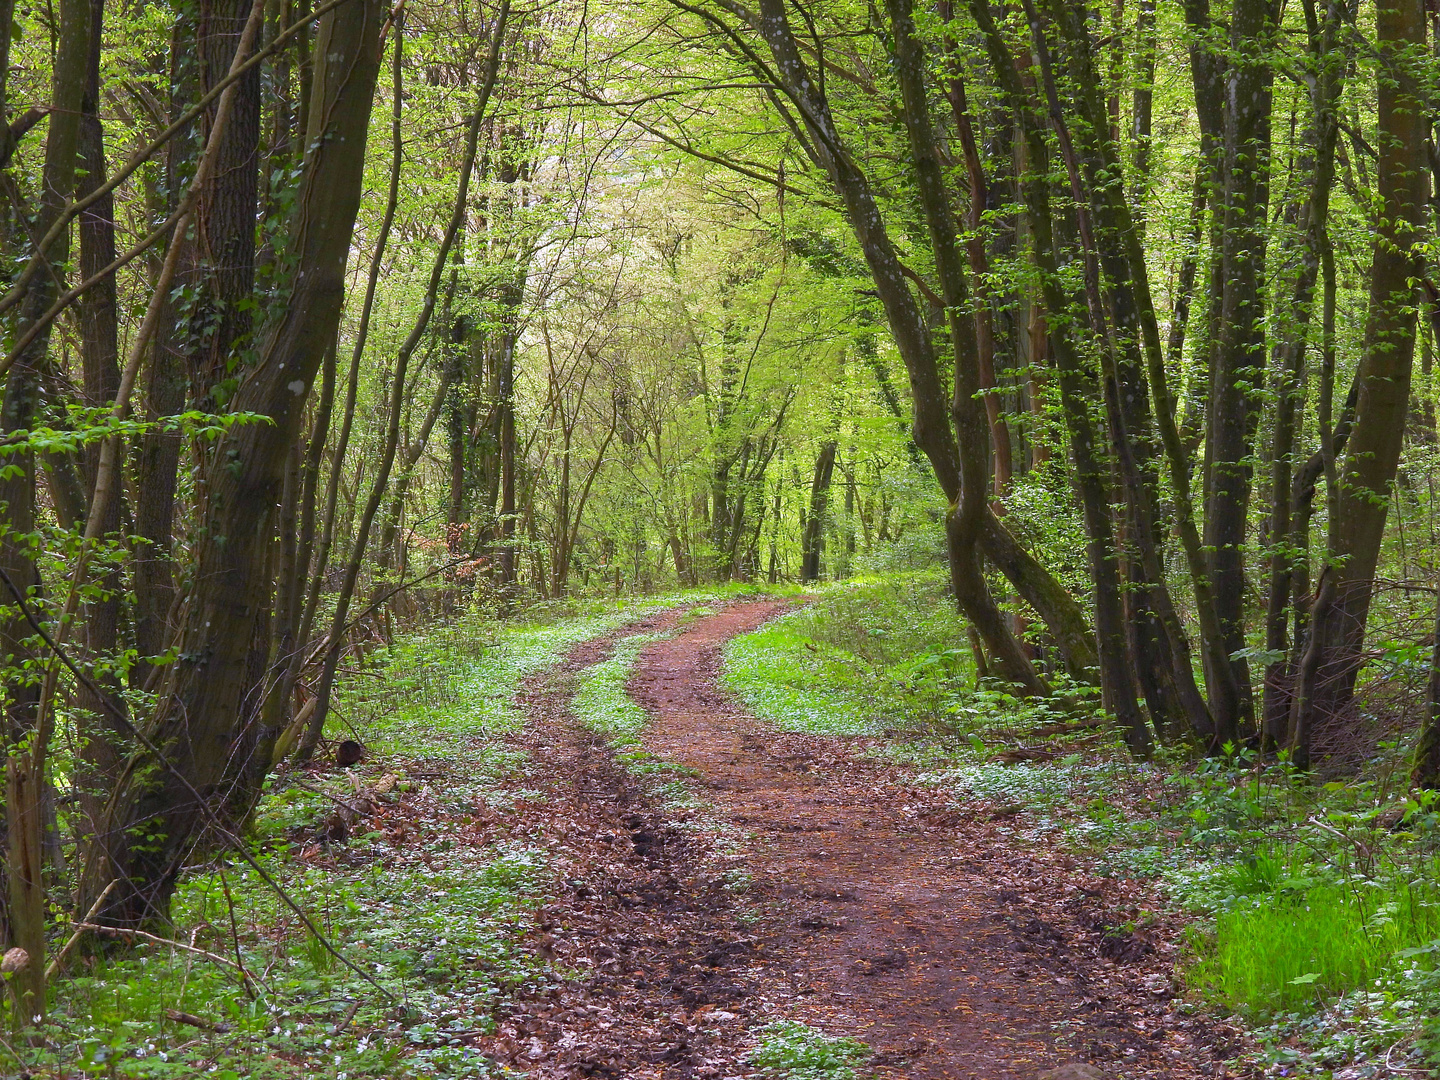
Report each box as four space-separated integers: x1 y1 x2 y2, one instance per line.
748 1021 872 1080
572 628 671 751
337 597 675 756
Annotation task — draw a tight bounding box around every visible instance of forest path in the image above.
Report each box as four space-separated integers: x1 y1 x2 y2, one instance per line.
473 599 1228 1080
627 600 1220 1080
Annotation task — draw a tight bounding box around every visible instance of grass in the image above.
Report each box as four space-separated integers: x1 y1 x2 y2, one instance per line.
722 573 974 738
1188 881 1440 1017
571 629 670 750
342 598 677 757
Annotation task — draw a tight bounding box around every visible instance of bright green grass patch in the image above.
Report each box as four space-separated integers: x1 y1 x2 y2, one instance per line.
748 1021 872 1079
1189 884 1440 1017
572 630 669 749
341 600 676 756
571 629 703 781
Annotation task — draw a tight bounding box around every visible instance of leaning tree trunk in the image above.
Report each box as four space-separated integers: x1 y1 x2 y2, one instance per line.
1288 0 1426 770
76 0 385 927
756 0 1040 692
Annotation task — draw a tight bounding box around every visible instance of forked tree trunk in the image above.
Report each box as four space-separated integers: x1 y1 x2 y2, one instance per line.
800 441 837 582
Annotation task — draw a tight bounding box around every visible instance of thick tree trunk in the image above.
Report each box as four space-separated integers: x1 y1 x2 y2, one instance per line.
1288 0 1426 769
1203 0 1278 743
188 0 261 406
1261 0 1341 747
77 0 385 926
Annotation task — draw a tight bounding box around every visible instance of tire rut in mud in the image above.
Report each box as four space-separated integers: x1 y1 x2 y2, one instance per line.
473 604 771 1079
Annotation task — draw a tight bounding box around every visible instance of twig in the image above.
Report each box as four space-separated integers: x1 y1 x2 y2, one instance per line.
45 879 119 979
333 999 362 1035
74 924 255 992
165 1009 233 1034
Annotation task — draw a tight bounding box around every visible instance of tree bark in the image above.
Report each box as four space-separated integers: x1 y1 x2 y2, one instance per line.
298 1 508 762
1288 0 1426 769
77 0 385 926
74 0 129 846
1203 0 1278 743
0 0 90 1016
800 441 837 582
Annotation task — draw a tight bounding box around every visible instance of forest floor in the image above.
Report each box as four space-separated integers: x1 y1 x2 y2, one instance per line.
466 597 1247 1079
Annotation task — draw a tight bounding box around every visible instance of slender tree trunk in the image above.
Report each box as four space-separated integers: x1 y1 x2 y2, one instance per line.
801 441 837 582
75 0 128 843
132 16 198 688
883 0 1048 694
1261 0 1342 747
0 0 89 1016
298 3 508 762
972 0 1150 752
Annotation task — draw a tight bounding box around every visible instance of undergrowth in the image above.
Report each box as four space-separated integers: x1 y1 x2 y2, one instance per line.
747 1021 872 1080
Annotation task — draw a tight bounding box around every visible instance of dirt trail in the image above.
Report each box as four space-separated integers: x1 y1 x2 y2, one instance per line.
628 599 1232 1080
473 599 1239 1079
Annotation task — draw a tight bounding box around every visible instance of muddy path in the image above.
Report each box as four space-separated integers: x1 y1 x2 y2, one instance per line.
473 599 1242 1079
627 599 1238 1080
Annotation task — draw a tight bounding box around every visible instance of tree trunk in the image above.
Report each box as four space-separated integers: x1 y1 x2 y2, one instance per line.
1261 0 1342 747
1288 0 1426 769
77 0 385 926
1203 0 1277 743
0 0 89 1017
298 3 507 762
74 0 128 845
971 0 1150 753
800 441 837 582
